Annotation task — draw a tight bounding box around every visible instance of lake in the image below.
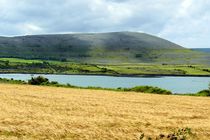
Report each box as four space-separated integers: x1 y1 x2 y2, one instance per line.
0 74 209 94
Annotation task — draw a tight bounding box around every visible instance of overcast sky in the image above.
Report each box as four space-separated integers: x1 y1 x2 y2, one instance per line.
0 0 209 48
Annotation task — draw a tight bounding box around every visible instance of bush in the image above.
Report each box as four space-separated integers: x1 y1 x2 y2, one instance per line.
196 83 210 96
28 76 49 85
124 86 172 95
196 90 210 96
0 77 26 84
50 81 59 85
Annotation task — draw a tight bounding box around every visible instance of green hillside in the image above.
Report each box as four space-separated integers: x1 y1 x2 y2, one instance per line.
0 32 208 64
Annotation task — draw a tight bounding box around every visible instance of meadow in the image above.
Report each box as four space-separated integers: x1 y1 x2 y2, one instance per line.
0 84 210 140
0 58 210 76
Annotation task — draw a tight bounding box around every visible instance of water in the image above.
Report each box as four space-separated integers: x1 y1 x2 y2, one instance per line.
0 73 209 94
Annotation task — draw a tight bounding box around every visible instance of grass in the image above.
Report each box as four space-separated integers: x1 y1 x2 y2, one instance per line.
0 84 209 139
0 57 210 76
0 58 43 64
104 63 210 75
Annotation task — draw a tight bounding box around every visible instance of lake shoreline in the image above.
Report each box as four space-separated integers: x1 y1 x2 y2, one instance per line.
0 72 210 78
0 75 209 96
0 73 209 94
0 77 209 97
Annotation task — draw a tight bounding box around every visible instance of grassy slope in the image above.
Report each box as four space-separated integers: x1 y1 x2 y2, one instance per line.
0 32 208 64
0 58 210 76
0 84 209 140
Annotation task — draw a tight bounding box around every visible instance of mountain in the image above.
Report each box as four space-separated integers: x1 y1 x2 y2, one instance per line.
0 31 208 64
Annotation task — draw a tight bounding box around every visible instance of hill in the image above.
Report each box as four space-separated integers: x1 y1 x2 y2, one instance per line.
0 32 208 64
0 84 209 139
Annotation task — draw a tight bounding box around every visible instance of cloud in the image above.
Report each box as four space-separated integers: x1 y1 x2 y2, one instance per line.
0 0 209 48
159 0 210 48
18 23 44 35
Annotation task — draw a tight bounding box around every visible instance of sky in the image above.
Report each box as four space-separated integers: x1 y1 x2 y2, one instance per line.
0 0 209 48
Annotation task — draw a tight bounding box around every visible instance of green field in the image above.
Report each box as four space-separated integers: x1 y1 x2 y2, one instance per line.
0 57 210 76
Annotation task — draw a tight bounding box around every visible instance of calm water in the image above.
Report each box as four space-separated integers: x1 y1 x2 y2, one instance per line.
0 74 209 94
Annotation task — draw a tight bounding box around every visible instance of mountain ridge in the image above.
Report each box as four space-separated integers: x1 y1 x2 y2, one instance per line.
0 31 207 64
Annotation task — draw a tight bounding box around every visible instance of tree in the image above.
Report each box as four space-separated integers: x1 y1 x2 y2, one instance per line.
28 76 49 85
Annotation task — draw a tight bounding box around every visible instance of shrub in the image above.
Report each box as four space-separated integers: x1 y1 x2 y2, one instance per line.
28 76 49 85
66 83 76 88
196 83 210 96
135 54 143 58
123 86 172 95
0 77 26 84
196 90 210 96
50 81 59 85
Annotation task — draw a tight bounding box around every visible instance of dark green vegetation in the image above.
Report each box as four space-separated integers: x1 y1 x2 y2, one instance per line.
1 76 210 96
140 127 195 140
196 90 210 96
122 86 172 94
0 32 209 64
28 76 56 85
0 77 26 84
1 58 210 76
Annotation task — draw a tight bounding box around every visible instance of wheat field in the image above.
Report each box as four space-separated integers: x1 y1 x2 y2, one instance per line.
0 84 210 140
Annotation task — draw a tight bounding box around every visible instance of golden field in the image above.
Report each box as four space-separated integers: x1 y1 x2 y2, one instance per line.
0 84 210 140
